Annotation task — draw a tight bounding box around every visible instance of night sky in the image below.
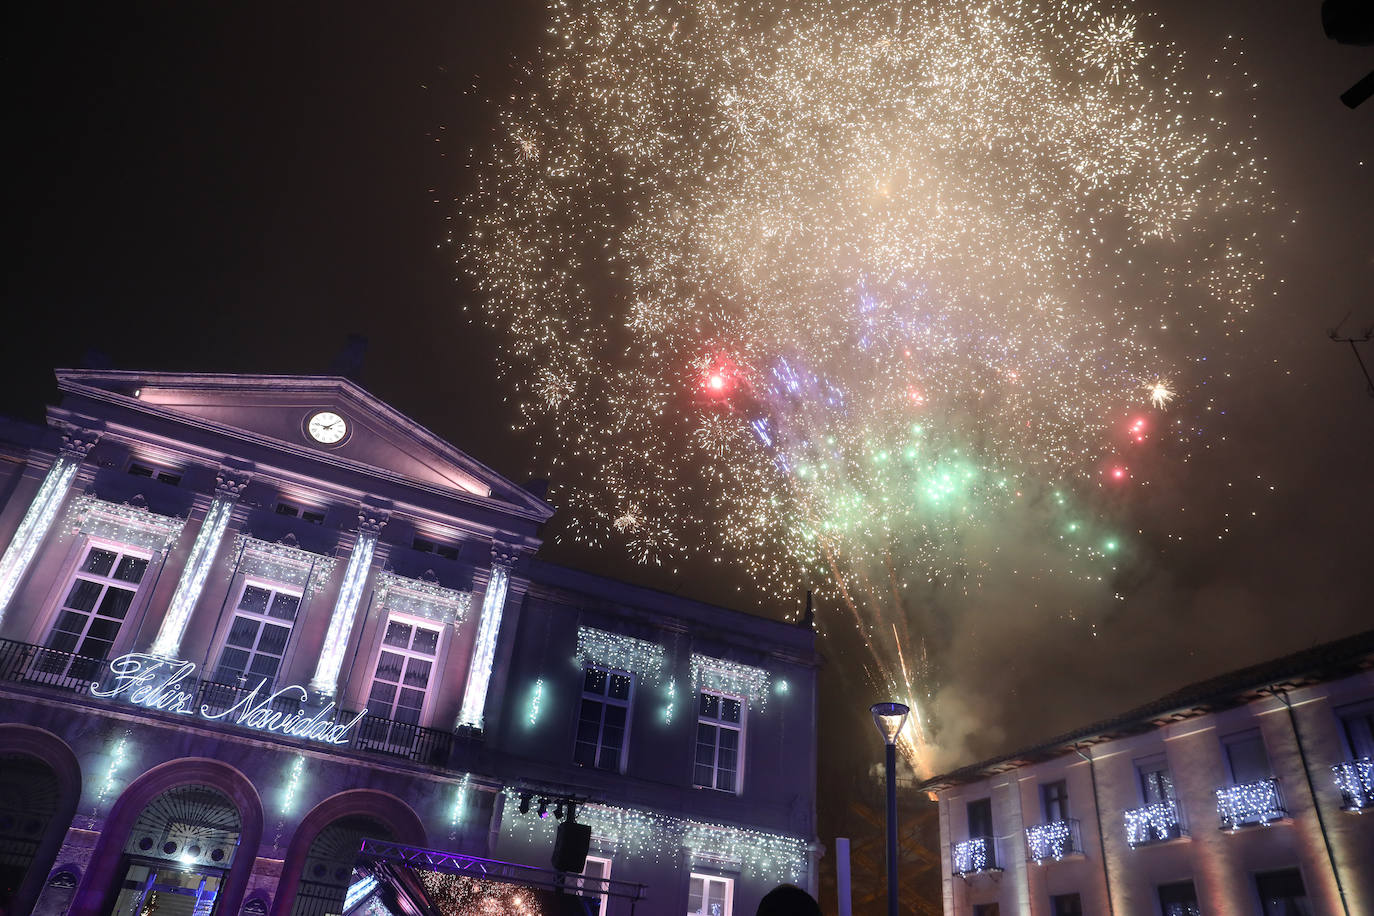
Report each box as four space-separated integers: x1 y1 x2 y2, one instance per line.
3 0 1373 863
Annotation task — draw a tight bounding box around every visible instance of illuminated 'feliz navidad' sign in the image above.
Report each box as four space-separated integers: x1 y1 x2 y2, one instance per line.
90 653 367 745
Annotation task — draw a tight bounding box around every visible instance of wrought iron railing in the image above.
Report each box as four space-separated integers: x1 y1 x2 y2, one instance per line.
1215 777 1286 830
1331 757 1374 812
1024 818 1082 862
952 836 1000 876
0 637 461 768
1124 800 1187 846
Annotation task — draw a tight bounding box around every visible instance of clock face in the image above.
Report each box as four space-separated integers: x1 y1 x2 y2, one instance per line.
307 411 348 444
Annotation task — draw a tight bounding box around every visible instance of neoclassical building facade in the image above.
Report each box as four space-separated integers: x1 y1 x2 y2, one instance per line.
0 370 819 916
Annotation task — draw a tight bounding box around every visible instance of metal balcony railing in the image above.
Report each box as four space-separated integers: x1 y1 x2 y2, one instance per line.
952 836 1000 876
1215 777 1286 830
1331 757 1374 812
1124 800 1187 846
0 637 461 769
1024 818 1082 863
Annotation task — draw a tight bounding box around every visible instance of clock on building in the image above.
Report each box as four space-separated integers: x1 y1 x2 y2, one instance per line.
306 411 348 444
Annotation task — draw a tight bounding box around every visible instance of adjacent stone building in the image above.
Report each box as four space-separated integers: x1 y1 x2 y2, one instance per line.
920 630 1374 916
0 369 820 916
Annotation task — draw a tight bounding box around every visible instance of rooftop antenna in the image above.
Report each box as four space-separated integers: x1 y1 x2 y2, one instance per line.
1327 311 1374 397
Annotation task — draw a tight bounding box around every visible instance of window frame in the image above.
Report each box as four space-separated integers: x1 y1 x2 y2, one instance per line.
1157 879 1200 916
1221 728 1273 785
1253 866 1309 916
694 688 746 794
1335 699 1374 760
209 578 304 689
574 666 635 773
1048 892 1082 916
687 872 733 916
42 538 153 669
966 797 994 840
362 613 447 728
1041 779 1069 822
578 855 612 916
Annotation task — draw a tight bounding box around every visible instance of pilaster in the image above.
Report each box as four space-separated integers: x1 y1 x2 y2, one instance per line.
309 506 388 697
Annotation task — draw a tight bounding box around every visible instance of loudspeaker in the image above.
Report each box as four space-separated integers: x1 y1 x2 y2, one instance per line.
551 821 592 873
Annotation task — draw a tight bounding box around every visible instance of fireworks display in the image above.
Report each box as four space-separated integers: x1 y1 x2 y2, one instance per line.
461 0 1270 770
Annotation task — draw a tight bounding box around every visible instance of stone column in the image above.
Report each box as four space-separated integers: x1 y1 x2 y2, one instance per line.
309 508 387 697
0 428 98 623
457 545 518 730
149 467 250 658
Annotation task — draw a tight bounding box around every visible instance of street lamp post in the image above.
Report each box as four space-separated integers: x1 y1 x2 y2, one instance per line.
871 702 910 916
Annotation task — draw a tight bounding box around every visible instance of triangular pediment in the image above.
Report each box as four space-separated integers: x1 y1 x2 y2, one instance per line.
53 369 552 520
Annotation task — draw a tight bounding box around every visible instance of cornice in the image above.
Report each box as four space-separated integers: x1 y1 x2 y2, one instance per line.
52 369 555 522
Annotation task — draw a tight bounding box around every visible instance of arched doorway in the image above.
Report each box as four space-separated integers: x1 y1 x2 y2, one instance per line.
0 753 61 911
273 790 426 916
106 784 242 916
291 815 391 916
0 726 82 916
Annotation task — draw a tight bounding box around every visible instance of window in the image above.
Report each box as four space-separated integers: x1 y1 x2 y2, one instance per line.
43 543 149 678
694 691 744 792
128 462 182 486
366 618 441 725
275 502 324 524
1041 780 1068 821
967 798 993 839
1137 754 1177 805
575 668 633 771
212 583 301 687
1049 893 1082 916
972 905 1000 916
1256 868 1310 916
1338 703 1374 759
579 855 611 916
1223 730 1272 784
1158 880 1200 916
412 535 459 560
688 874 732 916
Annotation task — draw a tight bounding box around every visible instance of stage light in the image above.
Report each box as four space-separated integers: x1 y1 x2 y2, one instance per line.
538 798 550 819
518 792 532 814
555 801 566 820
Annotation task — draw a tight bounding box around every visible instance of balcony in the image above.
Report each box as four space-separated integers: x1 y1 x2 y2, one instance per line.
1124 800 1187 846
1215 777 1286 830
0 637 463 769
952 836 1000 876
1331 758 1373 812
1024 819 1082 863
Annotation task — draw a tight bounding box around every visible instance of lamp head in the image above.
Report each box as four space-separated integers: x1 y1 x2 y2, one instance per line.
870 701 911 746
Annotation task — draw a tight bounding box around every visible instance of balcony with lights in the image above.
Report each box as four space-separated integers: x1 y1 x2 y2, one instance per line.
1024 819 1083 864
1124 800 1187 847
1331 757 1373 812
1215 777 1287 830
951 836 1001 877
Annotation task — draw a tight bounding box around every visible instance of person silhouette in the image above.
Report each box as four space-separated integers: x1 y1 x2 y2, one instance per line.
756 884 822 916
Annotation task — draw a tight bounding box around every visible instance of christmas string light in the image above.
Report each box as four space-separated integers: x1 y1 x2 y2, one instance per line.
690 656 771 711
459 565 511 729
450 773 473 827
1124 800 1183 846
278 755 306 815
375 571 472 627
1215 778 1285 830
310 531 379 696
952 837 995 875
233 535 337 596
575 627 667 685
1024 819 1078 862
66 495 185 552
1331 757 1373 812
97 730 132 810
0 456 78 620
499 789 807 883
527 679 544 727
152 496 234 657
662 678 678 725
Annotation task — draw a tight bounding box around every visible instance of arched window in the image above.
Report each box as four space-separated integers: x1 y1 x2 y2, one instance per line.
0 753 61 911
108 784 242 916
291 815 392 916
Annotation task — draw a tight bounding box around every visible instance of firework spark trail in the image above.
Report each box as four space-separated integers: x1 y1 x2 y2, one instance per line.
463 0 1270 768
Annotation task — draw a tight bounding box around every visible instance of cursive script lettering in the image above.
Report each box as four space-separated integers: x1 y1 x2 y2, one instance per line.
91 653 367 746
